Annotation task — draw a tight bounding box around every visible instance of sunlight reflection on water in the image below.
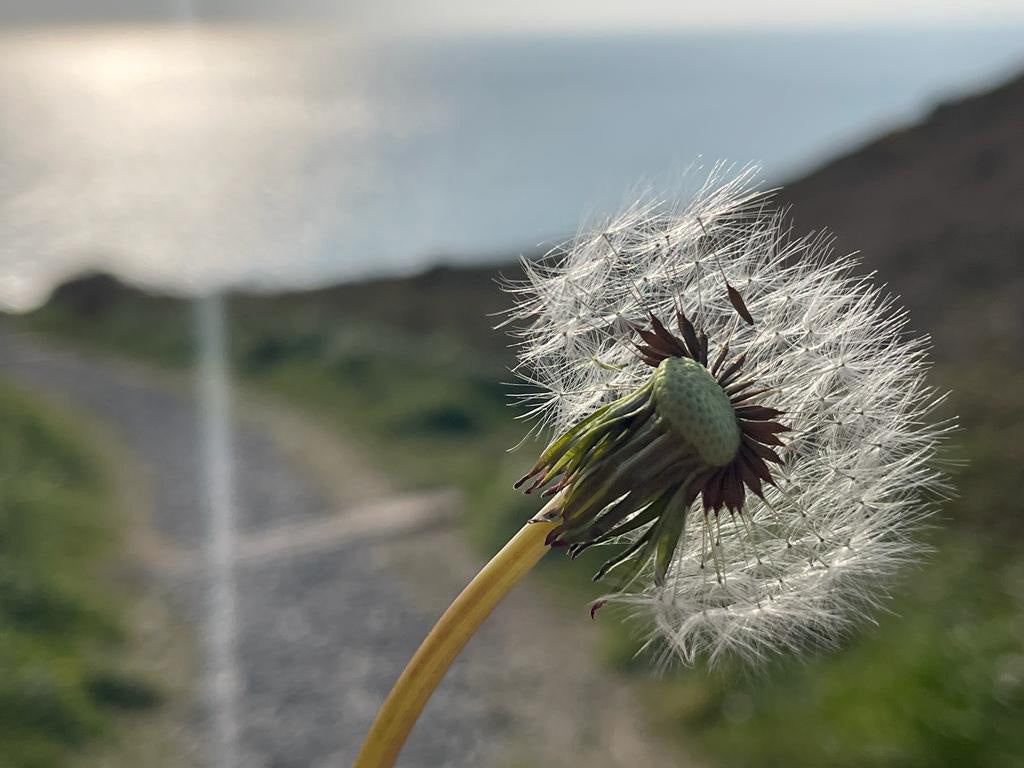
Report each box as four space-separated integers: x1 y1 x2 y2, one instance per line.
1 23 1023 309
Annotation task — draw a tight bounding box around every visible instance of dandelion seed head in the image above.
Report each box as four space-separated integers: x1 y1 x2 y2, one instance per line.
505 165 952 664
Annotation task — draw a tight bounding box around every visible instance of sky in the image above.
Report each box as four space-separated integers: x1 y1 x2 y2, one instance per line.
3 0 1024 30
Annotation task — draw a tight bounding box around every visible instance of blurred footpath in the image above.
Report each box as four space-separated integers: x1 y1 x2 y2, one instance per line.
0 325 694 768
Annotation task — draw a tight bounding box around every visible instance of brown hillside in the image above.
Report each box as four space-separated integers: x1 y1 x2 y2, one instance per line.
780 70 1024 360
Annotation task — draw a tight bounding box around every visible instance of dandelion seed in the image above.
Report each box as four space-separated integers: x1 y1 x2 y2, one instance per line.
505 166 952 663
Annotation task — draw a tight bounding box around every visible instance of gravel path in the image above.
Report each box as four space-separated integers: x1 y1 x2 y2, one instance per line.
1 326 697 768
0 327 499 767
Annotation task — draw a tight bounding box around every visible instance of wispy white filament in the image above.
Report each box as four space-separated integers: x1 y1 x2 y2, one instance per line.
506 166 953 663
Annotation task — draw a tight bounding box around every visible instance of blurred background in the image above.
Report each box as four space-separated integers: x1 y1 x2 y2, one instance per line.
1 1 1022 767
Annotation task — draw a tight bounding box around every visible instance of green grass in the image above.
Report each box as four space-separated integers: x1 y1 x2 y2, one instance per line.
14 272 1024 768
0 383 164 768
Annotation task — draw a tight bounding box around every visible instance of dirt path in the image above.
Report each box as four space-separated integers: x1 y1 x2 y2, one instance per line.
0 327 694 767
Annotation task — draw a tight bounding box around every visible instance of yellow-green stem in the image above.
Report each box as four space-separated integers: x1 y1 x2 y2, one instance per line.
353 504 560 767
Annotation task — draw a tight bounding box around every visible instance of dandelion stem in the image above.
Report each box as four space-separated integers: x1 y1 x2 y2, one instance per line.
353 501 561 768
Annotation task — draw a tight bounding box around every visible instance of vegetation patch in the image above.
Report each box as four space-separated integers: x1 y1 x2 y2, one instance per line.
0 382 168 768
15 273 1024 767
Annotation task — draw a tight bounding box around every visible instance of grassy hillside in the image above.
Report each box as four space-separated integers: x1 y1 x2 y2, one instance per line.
0 382 182 768
14 267 1024 767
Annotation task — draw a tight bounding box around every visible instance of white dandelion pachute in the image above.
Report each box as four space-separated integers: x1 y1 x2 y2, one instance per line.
505 167 953 664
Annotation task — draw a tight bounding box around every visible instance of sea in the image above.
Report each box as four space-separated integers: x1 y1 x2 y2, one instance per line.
1 23 1023 310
